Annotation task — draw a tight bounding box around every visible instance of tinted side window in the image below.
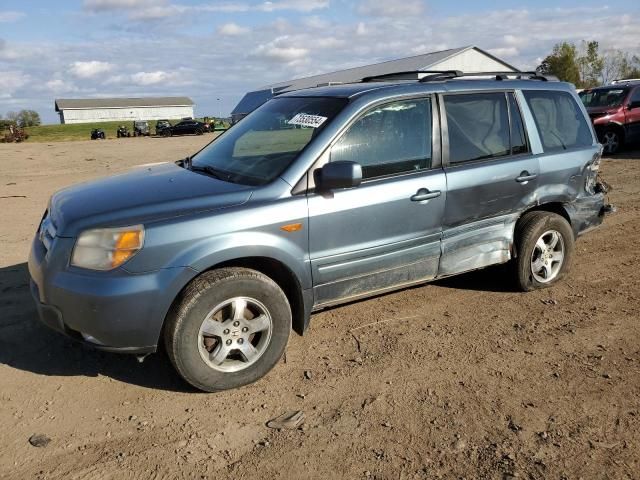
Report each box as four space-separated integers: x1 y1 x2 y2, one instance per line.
508 93 528 155
523 90 593 152
630 87 640 104
331 99 432 179
445 93 510 164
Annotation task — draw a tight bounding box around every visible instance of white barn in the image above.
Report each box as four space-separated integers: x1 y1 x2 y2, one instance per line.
54 97 194 124
231 45 519 122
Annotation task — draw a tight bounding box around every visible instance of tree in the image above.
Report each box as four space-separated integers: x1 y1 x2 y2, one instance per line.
537 42 581 86
16 109 41 127
577 41 603 88
597 50 640 84
5 111 19 124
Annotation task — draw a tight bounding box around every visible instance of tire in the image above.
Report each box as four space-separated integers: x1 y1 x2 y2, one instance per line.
601 128 623 155
195 128 203 136
162 129 171 137
164 268 292 392
513 211 575 291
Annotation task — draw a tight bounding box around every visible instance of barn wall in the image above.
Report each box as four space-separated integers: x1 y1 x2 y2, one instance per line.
429 49 516 72
59 106 194 124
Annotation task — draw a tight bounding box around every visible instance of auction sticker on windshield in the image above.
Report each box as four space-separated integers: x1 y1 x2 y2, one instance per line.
287 113 328 128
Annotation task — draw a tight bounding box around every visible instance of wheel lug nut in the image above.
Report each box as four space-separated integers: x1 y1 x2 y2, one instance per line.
223 329 230 334
242 327 248 333
225 339 232 345
237 338 244 344
233 321 240 327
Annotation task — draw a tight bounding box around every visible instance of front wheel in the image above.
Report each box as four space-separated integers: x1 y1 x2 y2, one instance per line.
164 268 292 392
513 211 575 291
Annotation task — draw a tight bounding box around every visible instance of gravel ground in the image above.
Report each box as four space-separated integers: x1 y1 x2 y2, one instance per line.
0 137 638 480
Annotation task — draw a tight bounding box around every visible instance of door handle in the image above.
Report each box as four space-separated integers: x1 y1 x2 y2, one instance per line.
410 188 441 202
515 171 537 183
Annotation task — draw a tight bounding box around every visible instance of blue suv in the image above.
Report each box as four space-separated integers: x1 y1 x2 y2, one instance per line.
29 71 611 391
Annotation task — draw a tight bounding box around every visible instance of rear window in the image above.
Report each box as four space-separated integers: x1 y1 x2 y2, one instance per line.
523 90 593 152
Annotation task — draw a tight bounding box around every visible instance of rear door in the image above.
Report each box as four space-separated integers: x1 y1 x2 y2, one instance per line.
438 91 539 275
307 96 446 307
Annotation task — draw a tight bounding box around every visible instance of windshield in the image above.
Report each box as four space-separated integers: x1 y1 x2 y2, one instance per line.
579 88 628 108
191 96 347 185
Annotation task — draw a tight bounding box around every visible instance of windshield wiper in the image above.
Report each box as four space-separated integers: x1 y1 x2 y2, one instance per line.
190 164 232 182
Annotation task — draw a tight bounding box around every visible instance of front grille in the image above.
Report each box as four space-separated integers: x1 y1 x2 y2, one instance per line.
39 211 57 253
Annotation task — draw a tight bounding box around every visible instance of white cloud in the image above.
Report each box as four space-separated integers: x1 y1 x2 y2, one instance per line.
358 0 424 17
0 10 24 22
258 1 329 12
0 71 29 94
252 37 309 65
130 70 179 85
356 22 367 35
43 79 78 93
83 0 157 11
218 22 250 36
70 61 114 78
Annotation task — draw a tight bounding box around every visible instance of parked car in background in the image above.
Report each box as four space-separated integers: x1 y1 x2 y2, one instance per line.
132 121 150 137
579 80 640 153
90 129 105 140
29 72 612 392
116 125 131 138
155 120 171 135
158 119 207 137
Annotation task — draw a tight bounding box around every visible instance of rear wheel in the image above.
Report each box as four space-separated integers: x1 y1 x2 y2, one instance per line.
513 211 575 291
601 128 623 154
162 129 171 137
195 128 203 136
164 268 291 392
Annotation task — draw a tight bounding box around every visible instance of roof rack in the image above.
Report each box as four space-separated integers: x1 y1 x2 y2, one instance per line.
361 70 556 83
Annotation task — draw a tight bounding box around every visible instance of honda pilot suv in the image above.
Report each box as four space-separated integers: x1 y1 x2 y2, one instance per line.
579 80 640 153
29 71 611 392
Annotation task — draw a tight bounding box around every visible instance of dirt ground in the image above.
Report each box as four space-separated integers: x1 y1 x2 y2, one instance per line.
1 137 638 480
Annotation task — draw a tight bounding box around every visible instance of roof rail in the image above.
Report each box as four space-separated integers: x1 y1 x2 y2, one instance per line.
361 70 462 82
362 70 557 83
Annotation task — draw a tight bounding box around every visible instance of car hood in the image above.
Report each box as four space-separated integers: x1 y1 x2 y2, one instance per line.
50 162 253 237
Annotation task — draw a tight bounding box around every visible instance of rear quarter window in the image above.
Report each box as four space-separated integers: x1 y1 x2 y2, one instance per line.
523 90 593 152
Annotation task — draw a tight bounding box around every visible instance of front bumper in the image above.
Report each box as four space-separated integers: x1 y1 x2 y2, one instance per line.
28 235 196 354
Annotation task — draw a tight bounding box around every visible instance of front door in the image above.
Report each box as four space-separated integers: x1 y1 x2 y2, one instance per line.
307 97 446 307
626 87 640 140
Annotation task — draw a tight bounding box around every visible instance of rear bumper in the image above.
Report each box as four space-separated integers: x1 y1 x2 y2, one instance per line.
28 236 196 354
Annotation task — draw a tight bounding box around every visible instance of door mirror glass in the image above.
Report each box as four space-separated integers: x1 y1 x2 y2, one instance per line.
628 101 640 109
314 161 362 191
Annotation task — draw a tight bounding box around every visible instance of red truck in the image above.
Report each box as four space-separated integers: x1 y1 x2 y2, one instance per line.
579 81 640 154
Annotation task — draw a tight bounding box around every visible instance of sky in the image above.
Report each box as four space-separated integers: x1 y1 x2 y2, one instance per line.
1 0 639 123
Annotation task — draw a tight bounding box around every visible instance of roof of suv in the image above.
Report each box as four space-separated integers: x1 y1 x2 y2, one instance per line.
279 78 576 100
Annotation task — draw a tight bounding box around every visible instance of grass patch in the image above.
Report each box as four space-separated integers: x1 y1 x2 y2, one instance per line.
23 119 229 143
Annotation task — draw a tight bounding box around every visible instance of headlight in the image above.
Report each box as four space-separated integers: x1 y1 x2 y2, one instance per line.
71 225 145 271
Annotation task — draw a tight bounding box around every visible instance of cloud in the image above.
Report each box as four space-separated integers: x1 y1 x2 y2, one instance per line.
252 37 309 65
358 0 424 17
0 71 30 94
258 1 329 12
130 70 180 85
0 10 25 22
217 22 250 36
43 79 78 93
83 0 157 11
70 61 114 78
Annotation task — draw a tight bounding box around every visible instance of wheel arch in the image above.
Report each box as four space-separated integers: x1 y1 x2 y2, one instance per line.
161 256 311 344
513 203 572 257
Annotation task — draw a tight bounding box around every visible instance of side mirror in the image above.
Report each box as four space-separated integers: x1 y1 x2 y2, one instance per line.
628 101 640 110
314 161 363 191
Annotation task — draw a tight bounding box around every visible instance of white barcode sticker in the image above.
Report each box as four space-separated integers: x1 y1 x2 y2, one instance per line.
287 113 328 128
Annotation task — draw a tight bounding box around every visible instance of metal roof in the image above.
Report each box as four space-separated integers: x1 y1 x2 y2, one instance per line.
259 46 518 93
55 97 194 111
231 46 519 115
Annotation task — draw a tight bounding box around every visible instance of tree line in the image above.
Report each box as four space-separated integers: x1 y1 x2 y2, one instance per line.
0 110 41 129
537 41 640 88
